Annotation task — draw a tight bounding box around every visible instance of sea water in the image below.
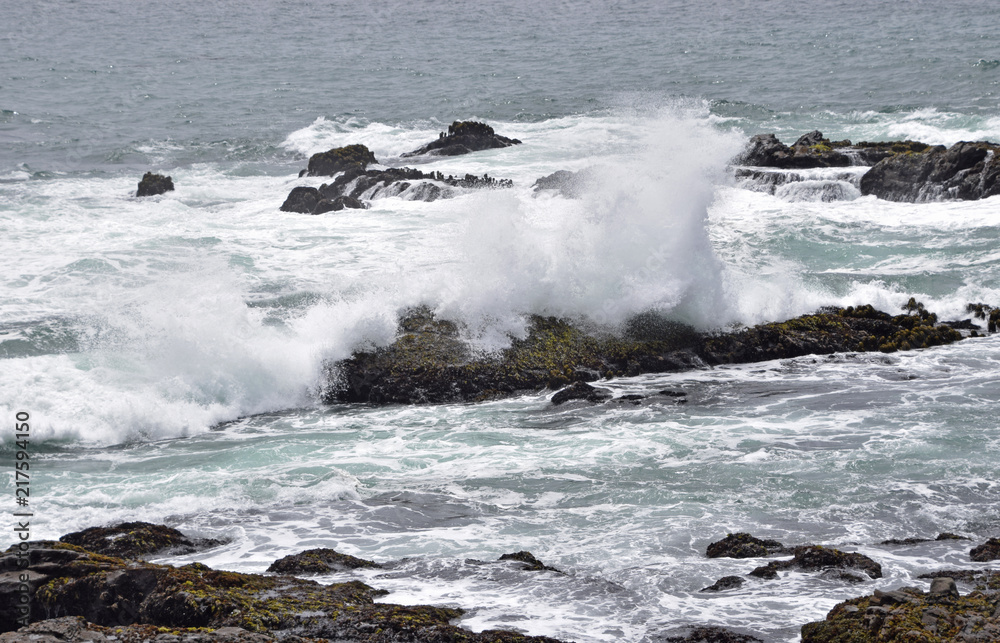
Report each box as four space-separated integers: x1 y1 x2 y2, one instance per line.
2 2 1000 641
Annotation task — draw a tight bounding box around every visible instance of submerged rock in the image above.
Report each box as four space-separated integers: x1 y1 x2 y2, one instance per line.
402 120 521 157
325 303 962 405
970 537 1000 562
58 522 222 560
302 144 377 177
266 548 382 574
135 172 174 197
705 533 786 559
749 545 882 581
550 381 613 405
498 551 562 573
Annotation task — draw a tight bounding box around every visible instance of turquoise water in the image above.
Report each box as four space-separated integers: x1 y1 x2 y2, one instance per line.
3 2 1000 642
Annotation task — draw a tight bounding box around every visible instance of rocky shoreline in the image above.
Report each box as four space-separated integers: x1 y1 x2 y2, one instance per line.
3 523 999 643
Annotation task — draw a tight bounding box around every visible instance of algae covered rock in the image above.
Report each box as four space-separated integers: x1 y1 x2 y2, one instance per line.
859 140 1000 202
266 548 382 574
653 625 763 643
705 533 786 559
58 522 221 560
402 120 521 157
970 537 1000 562
749 545 882 581
135 172 174 197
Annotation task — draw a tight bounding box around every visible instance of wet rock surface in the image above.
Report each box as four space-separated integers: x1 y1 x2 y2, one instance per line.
325 303 962 405
302 144 377 177
735 131 932 170
749 545 883 581
266 549 382 574
970 537 1000 562
700 576 745 593
706 533 787 559
58 522 222 560
401 121 521 158
498 551 562 573
651 625 763 643
860 140 1000 202
136 172 174 197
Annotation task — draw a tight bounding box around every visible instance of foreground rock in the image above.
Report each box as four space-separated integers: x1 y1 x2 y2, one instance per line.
301 144 377 177
280 168 512 212
324 303 961 405
402 121 521 158
706 533 787 559
801 578 1000 642
652 625 763 643
266 548 382 574
135 172 174 197
749 545 882 582
498 551 562 573
860 141 1000 202
0 539 562 643
58 522 222 560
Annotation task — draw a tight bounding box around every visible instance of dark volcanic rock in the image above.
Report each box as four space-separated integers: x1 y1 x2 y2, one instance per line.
801 583 1000 642
860 140 1000 202
325 303 962 405
970 537 1000 562
304 144 377 177
0 617 275 643
135 172 174 197
1 539 564 643
706 533 786 559
734 133 849 169
880 532 970 546
311 195 367 214
279 186 321 213
498 551 562 573
750 545 882 581
653 625 763 643
266 548 382 574
550 381 613 405
402 121 521 158
917 569 1000 588
59 522 221 560
700 576 745 592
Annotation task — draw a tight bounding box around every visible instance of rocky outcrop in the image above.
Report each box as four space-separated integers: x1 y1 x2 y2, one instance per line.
735 132 931 170
970 538 1000 562
706 533 787 559
700 576 745 593
301 144 377 177
653 626 763 643
280 168 512 212
1 538 563 643
279 187 367 214
801 579 1000 642
401 121 521 158
135 172 174 197
550 381 613 405
266 548 382 574
880 533 968 546
498 551 562 573
58 522 222 560
324 303 962 405
749 546 882 581
860 140 1000 202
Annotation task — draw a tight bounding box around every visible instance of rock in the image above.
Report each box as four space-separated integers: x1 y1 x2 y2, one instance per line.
750 545 882 581
266 548 382 574
324 303 963 405
928 577 960 599
700 576 745 592
550 382 613 405
531 168 599 199
1 539 564 643
734 133 850 169
310 195 367 214
970 537 1000 562
801 584 1000 642
402 121 521 158
303 144 377 177
916 569 1000 589
58 523 221 560
135 172 174 197
705 533 786 559
859 140 1000 202
278 186 322 213
652 625 763 643
498 551 561 573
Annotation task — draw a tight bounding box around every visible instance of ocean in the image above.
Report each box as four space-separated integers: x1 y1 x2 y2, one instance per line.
2 1 1000 641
